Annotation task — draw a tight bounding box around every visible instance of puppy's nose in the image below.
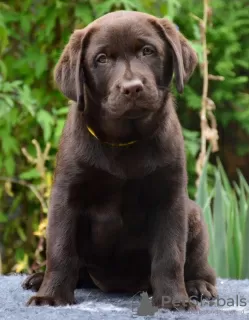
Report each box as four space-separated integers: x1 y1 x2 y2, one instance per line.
120 80 144 96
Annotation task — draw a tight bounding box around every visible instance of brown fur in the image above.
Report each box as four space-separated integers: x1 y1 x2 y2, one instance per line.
22 11 216 310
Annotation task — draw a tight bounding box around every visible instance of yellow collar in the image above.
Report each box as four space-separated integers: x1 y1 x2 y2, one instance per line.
87 126 137 147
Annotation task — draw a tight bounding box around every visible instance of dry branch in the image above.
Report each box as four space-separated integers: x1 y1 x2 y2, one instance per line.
195 0 223 186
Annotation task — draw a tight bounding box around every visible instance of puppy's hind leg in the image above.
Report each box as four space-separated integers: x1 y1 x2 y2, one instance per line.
184 200 217 301
22 272 44 292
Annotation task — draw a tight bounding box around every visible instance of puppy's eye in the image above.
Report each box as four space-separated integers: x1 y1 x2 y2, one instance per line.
96 53 108 64
142 46 155 56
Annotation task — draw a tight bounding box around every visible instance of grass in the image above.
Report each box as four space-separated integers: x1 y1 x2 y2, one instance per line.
196 156 249 279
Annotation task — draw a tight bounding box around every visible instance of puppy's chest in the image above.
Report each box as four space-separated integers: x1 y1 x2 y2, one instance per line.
85 180 149 251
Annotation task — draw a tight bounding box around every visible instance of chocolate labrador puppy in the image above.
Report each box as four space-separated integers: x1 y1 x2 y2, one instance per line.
22 10 217 309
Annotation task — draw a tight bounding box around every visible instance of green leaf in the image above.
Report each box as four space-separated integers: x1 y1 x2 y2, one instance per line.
95 0 117 17
4 156 15 176
0 212 8 223
0 24 8 54
242 207 249 278
15 247 25 261
213 170 228 278
75 3 94 25
166 0 181 20
1 135 19 155
20 14 31 33
35 54 47 78
54 107 69 115
234 204 242 278
189 42 203 64
37 109 54 142
18 85 36 116
217 158 232 195
17 226 27 242
183 128 200 157
0 60 7 79
53 118 65 143
202 189 215 267
19 168 40 180
237 169 249 194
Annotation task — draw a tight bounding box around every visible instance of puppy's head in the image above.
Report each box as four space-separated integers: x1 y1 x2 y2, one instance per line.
54 11 197 122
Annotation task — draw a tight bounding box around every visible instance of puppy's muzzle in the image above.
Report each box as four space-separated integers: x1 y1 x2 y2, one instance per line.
118 79 144 98
113 79 151 119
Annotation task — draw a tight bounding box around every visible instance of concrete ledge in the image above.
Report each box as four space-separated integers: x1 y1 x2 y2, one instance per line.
1 275 249 319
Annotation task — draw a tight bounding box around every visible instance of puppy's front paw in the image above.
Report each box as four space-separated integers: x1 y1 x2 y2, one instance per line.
26 295 75 307
186 280 217 301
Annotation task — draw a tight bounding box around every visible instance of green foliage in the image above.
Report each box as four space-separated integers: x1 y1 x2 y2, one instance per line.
175 0 249 155
0 0 248 275
197 156 249 279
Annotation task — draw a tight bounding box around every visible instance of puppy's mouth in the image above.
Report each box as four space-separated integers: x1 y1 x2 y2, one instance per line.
123 109 151 119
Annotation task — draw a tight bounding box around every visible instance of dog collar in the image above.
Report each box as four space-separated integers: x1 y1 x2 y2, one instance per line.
86 126 137 147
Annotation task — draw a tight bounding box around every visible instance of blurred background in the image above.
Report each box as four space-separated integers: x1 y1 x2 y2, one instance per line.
0 0 249 279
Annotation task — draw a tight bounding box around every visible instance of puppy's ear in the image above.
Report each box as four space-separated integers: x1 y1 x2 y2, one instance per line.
54 30 86 110
154 18 198 93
